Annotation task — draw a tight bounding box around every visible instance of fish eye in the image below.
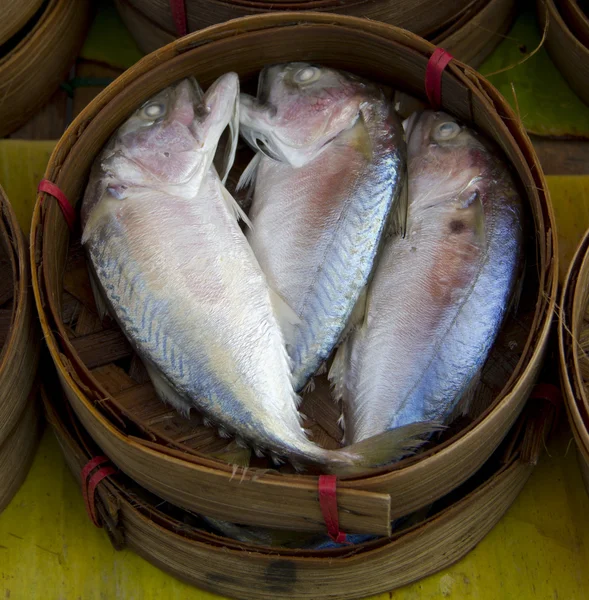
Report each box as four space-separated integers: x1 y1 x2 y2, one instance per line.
433 121 461 141
294 66 321 85
141 102 166 119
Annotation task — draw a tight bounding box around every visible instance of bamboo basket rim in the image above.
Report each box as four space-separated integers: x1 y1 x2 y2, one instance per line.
559 226 589 458
43 378 552 560
560 0 589 47
0 0 63 69
117 0 514 69
0 0 45 48
0 187 27 372
31 12 557 533
0 391 41 514
544 0 589 54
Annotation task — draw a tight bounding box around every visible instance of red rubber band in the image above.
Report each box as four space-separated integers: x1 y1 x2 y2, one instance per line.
529 383 562 409
38 179 75 231
170 0 187 37
81 456 117 528
318 475 349 544
425 48 454 110
87 466 117 527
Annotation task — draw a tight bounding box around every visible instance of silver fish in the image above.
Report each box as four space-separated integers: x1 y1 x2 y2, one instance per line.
329 110 524 444
81 75 428 473
239 63 407 392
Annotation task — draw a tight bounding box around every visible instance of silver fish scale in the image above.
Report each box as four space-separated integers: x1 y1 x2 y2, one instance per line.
290 152 402 389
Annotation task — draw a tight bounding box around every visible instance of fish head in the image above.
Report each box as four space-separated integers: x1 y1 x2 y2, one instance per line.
240 63 376 167
404 110 491 211
102 73 239 191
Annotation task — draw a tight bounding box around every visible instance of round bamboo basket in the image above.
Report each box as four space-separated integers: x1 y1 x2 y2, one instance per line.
0 0 45 47
0 187 41 512
31 14 557 537
43 377 555 600
0 397 42 513
538 0 589 107
0 0 91 137
115 0 515 67
559 227 589 493
560 0 589 47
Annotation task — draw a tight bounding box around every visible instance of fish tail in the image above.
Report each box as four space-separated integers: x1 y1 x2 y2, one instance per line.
322 421 443 477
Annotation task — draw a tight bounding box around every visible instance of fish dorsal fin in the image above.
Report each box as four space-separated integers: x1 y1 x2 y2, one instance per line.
328 337 351 403
219 91 240 185
236 152 262 193
219 181 253 229
387 167 409 239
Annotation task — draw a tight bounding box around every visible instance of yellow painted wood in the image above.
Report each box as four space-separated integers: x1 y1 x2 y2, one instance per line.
548 175 589 284
0 140 56 237
1 144 589 599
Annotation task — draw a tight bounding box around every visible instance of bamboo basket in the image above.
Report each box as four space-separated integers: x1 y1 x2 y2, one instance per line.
0 396 42 513
43 376 555 600
115 0 516 68
0 186 41 512
0 0 91 137
31 14 557 537
0 0 45 47
559 227 589 493
560 0 589 47
538 0 589 107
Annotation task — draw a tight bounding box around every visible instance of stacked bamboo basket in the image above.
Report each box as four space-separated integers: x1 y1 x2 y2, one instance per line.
538 0 589 106
0 186 41 513
0 0 91 137
116 0 516 68
559 229 589 495
31 12 558 596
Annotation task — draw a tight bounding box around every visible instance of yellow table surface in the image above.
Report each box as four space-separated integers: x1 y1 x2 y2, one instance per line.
1 142 589 600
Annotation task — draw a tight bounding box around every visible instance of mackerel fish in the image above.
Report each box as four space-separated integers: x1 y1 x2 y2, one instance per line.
329 110 524 444
239 63 407 392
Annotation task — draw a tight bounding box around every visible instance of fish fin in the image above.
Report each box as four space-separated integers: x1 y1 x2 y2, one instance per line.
341 286 369 342
455 188 485 247
212 441 252 468
352 106 374 162
450 369 482 422
328 337 350 403
302 379 315 394
236 152 262 193
325 421 443 477
219 182 253 229
143 362 193 418
387 168 409 238
87 264 112 323
219 87 240 185
269 288 301 340
316 362 327 376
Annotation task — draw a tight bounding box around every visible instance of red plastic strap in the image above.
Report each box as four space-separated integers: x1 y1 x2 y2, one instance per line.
38 179 75 231
529 383 562 409
425 48 454 110
81 456 117 528
170 0 187 37
318 475 349 544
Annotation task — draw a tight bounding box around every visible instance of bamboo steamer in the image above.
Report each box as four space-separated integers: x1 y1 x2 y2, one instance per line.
560 0 589 47
0 0 91 137
538 0 589 107
0 397 41 513
0 186 41 512
0 0 45 47
559 227 589 490
43 378 555 600
31 14 557 537
116 0 516 67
